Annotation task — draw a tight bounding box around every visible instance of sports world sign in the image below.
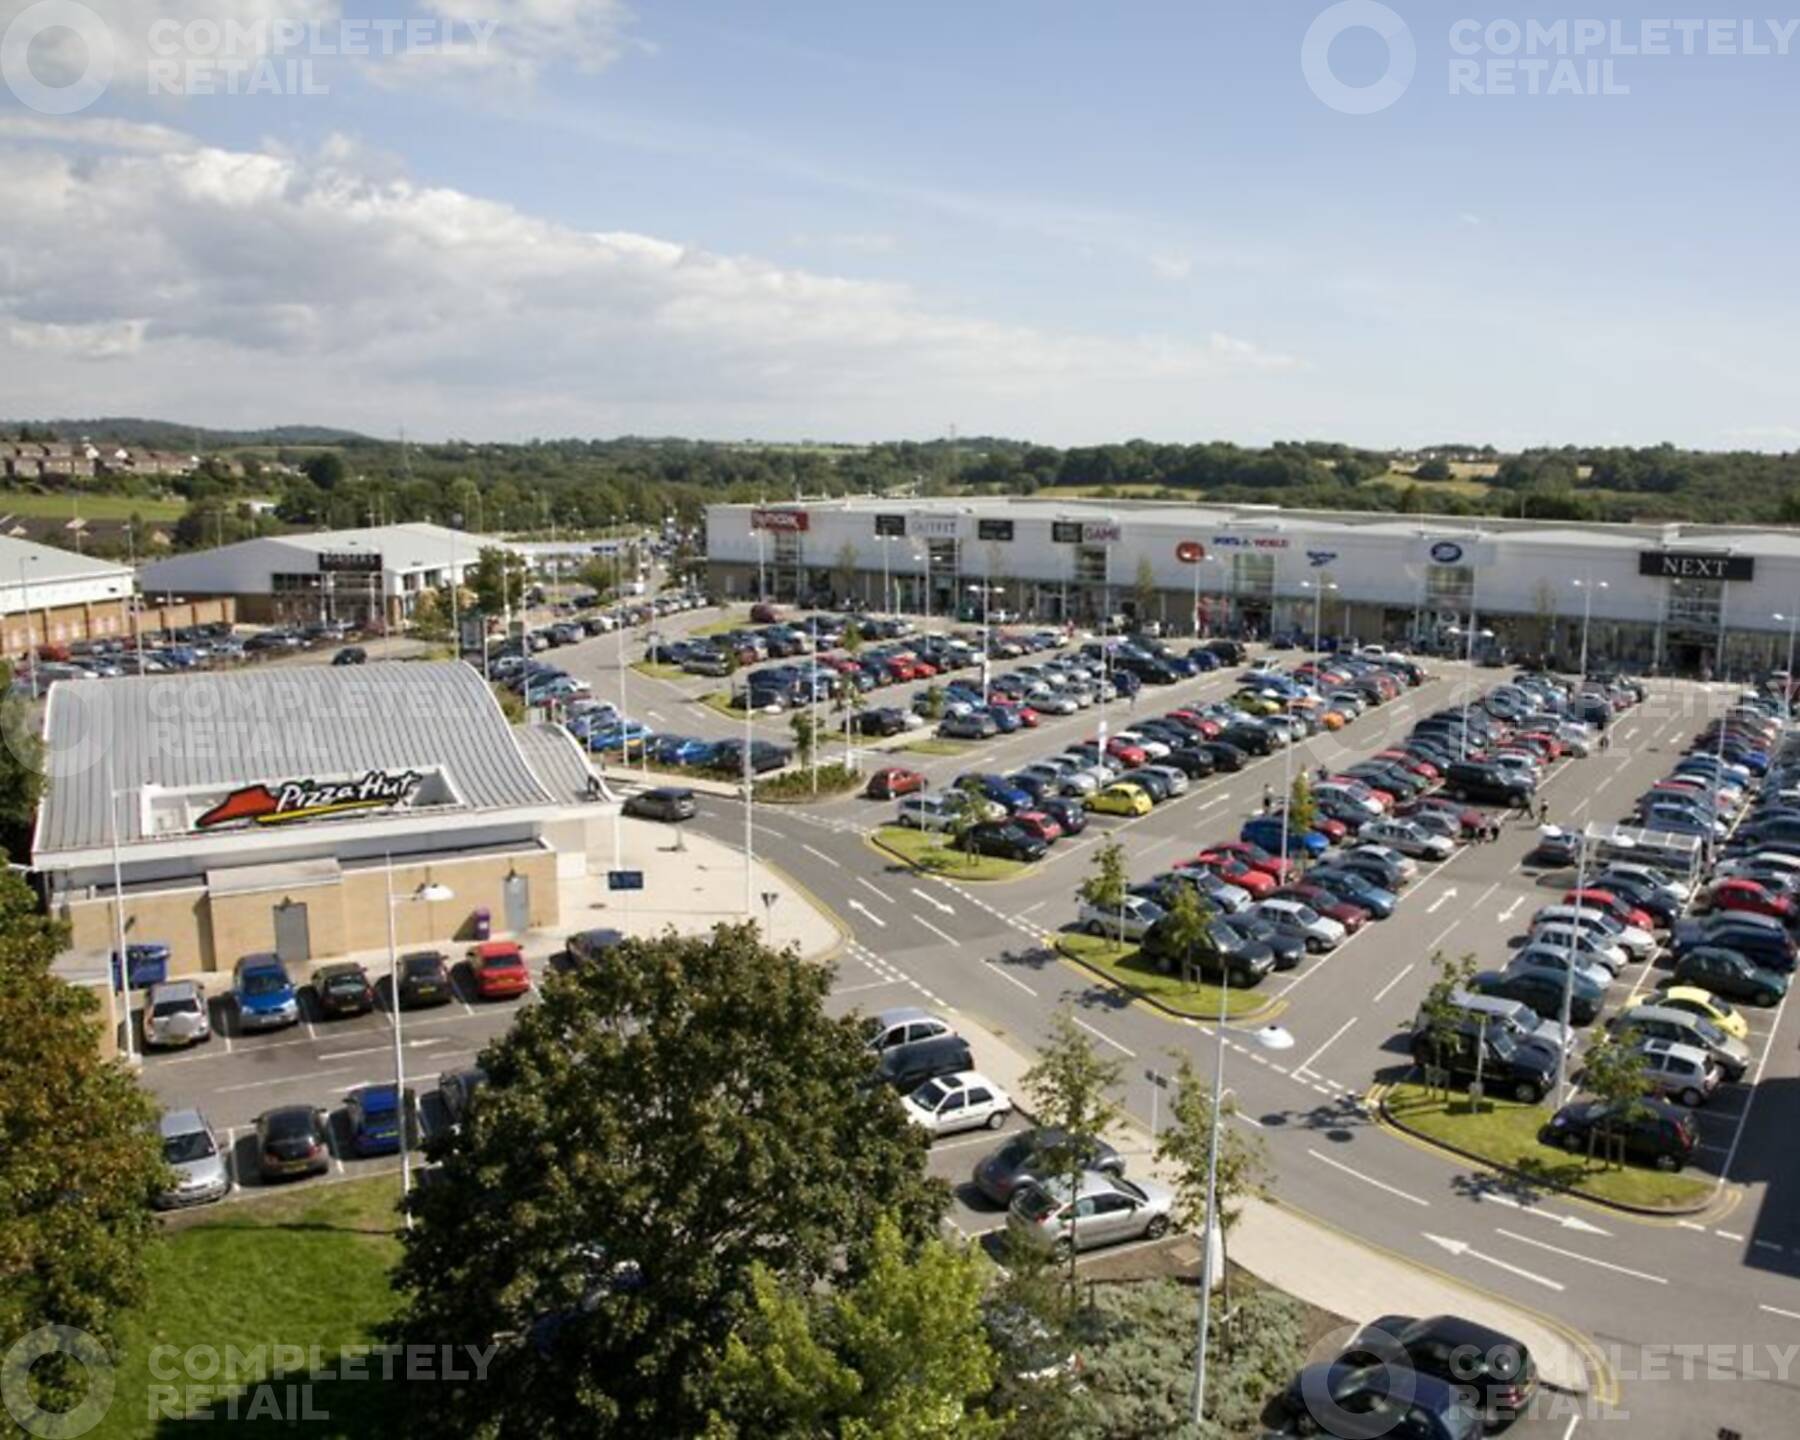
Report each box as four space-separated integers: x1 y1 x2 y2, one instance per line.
196 769 424 831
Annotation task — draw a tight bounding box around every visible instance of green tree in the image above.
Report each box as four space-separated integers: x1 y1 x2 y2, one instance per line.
301 449 347 491
706 1216 1006 1440
1161 881 1216 986
842 620 864 658
1580 1029 1652 1168
410 587 451 644
1287 773 1316 843
0 663 45 855
1133 556 1157 622
1079 839 1130 939
947 780 990 867
1022 1010 1124 1297
790 708 821 788
468 545 529 619
920 684 946 721
1155 1052 1272 1354
1417 950 1477 1101
392 924 946 1438
0 866 165 1412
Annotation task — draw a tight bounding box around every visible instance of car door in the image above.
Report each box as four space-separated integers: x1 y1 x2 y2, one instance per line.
935 1091 968 1133
1066 1194 1101 1250
963 1085 998 1127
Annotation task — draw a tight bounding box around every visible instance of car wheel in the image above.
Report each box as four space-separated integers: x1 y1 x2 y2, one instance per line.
1514 1080 1541 1104
1305 936 1320 953
1754 990 1779 1008
1680 1087 1704 1107
1558 1130 1583 1153
1086 920 1104 937
986 1109 1007 1130
1145 1214 1170 1240
1655 1152 1681 1172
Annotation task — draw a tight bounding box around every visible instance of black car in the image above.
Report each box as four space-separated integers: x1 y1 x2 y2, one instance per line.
1205 639 1247 664
1037 797 1088 835
1200 740 1248 772
1114 768 1174 803
255 1105 331 1181
958 822 1047 863
971 1126 1124 1206
566 928 626 967
1471 967 1600 1025
1219 723 1274 756
437 1066 487 1128
1670 947 1788 1007
1161 745 1217 779
332 647 368 666
312 961 375 1018
1672 916 1797 972
1540 1097 1697 1171
1139 916 1276 986
1442 759 1532 807
1411 1019 1555 1103
623 786 697 822
1338 1314 1537 1425
874 1033 972 1091
397 950 454 1008
854 707 909 737
1227 913 1307 970
1281 1367 1481 1440
713 739 793 775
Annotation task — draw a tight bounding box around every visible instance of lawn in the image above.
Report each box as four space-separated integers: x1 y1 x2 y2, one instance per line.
1382 1082 1715 1211
1056 933 1272 1019
96 1177 409 1437
631 660 690 681
0 489 192 522
870 824 1028 880
899 736 971 757
700 691 751 721
689 616 745 638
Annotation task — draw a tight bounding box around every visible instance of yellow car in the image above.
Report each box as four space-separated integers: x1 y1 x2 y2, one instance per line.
1233 692 1280 716
1658 985 1750 1040
1087 782 1153 817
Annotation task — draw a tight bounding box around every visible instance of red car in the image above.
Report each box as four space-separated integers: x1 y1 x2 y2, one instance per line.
470 942 532 1000
1012 811 1064 845
1516 731 1564 760
1272 883 1370 933
1104 738 1148 767
866 766 927 800
886 657 921 682
1202 842 1295 884
1563 887 1653 933
749 603 780 623
1178 854 1276 897
1709 877 1796 923
1166 710 1221 738
1305 813 1349 844
1376 750 1439 781
909 657 939 678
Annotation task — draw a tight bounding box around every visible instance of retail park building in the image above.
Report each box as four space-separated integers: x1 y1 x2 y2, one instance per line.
706 498 1800 675
32 662 602 977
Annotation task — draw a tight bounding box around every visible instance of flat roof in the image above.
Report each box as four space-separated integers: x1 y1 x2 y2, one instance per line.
34 661 554 855
0 534 133 589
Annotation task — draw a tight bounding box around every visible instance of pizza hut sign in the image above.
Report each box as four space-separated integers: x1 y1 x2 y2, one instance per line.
749 508 809 533
195 769 424 831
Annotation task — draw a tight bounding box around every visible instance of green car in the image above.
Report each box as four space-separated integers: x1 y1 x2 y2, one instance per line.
1671 947 1788 1008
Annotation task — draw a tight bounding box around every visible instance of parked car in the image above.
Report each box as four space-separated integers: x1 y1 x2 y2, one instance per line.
156 1108 231 1208
873 1033 973 1091
1628 1038 1722 1107
1670 946 1788 1007
1007 1171 1176 1254
344 1083 414 1156
1474 964 1604 1026
1540 1097 1697 1171
309 961 375 1019
1088 782 1154 817
864 1006 954 1053
1251 898 1346 952
959 821 1048 863
902 1071 1014 1135
1607 1002 1750 1081
1410 1018 1556 1102
255 1105 331 1181
971 1127 1124 1206
437 1066 487 1128
469 941 532 1000
232 954 300 1032
397 950 454 1008
1281 1367 1484 1440
1076 893 1165 941
144 979 212 1048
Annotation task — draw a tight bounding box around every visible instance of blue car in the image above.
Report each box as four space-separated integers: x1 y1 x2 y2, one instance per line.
1308 868 1398 919
232 954 300 1032
1241 816 1329 859
1184 647 1220 671
111 941 170 991
647 735 717 766
958 773 1032 814
1110 669 1143 697
587 722 651 754
985 705 1021 734
344 1084 412 1157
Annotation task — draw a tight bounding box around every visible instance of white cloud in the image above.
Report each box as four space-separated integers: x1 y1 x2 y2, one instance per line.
1149 252 1193 281
0 126 1300 440
365 0 638 91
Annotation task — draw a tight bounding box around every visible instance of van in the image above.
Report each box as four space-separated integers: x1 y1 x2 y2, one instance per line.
874 1033 974 1091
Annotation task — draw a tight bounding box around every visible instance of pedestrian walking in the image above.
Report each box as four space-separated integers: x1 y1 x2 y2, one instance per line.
1600 729 1611 752
1262 784 1274 814
1538 797 1550 825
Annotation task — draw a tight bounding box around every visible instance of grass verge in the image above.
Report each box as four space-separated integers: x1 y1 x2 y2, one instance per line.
100 1177 407 1437
631 660 690 681
899 737 971 757
1056 933 1272 1019
689 617 744 638
700 691 751 721
755 762 863 803
870 825 1027 880
1382 1081 1715 1211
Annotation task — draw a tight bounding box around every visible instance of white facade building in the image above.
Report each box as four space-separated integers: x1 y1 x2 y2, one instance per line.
0 534 136 657
705 497 1800 676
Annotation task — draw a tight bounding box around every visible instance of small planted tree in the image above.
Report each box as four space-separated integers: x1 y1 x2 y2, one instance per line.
947 780 989 867
1581 1030 1653 1168
1161 880 1216 987
1417 950 1477 1102
1134 555 1157 623
1022 1010 1123 1299
920 684 946 721
1078 838 1130 944
1288 773 1317 841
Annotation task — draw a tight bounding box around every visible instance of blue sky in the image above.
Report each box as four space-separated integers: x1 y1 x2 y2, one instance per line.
1 0 1796 447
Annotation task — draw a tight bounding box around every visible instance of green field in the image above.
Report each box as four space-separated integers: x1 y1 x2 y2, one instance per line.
870 824 1027 880
1383 1082 1714 1211
96 1178 406 1437
0 489 191 522
1057 933 1272 1019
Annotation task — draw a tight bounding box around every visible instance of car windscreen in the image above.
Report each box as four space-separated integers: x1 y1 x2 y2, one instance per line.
163 1130 216 1163
240 971 287 996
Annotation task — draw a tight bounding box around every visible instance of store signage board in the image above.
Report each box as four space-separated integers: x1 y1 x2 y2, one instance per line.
195 769 424 830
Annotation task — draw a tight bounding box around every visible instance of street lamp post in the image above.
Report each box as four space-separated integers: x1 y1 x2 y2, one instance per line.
1573 578 1609 683
106 750 138 1066
1774 610 1798 720
18 556 39 699
1191 1016 1292 1424
1303 579 1338 657
1554 835 1588 1107
385 857 453 1224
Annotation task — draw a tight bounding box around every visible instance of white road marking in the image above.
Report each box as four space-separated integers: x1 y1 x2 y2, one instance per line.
847 899 887 929
1425 888 1458 915
1294 1017 1357 1078
836 978 901 996
911 887 956 916
1471 1193 1610 1235
985 961 1038 996
917 916 957 945
1760 1304 1800 1321
1562 1415 1580 1440
319 1039 445 1062
1421 1233 1564 1292
1714 1230 1745 1243
1493 1228 1666 1284
1072 1016 1136 1057
1372 964 1414 1005
800 843 842 869
1496 897 1523 923
220 1064 363 1094
1307 1148 1429 1207
856 876 895 904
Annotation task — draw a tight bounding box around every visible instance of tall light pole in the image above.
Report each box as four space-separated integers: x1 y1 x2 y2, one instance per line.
1458 573 1479 760
18 555 39 699
1774 610 1798 721
1554 836 1588 1107
915 545 931 629
1302 579 1338 657
386 856 453 1224
1573 577 1608 683
106 750 137 1065
1191 1016 1292 1423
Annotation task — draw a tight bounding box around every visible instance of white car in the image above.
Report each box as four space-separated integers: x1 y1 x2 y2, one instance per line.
1349 843 1418 881
1115 730 1170 760
144 980 211 1049
1139 764 1190 797
1252 898 1347 951
1360 819 1455 862
1077 894 1166 941
1526 923 1628 974
902 1072 1013 1136
1531 904 1656 960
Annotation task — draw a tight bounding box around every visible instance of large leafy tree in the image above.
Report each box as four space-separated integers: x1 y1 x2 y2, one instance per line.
468 545 530 619
391 923 947 1438
705 1216 1005 1439
0 865 165 1408
1022 1010 1122 1298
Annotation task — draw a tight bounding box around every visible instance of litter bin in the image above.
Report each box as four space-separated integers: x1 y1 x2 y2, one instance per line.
472 907 492 942
111 942 170 991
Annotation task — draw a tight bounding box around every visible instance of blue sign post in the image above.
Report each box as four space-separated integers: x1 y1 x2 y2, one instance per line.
607 870 645 892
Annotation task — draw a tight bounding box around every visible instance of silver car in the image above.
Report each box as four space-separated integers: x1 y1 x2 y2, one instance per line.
156 1108 230 1209
1007 1170 1176 1255
144 980 211 1049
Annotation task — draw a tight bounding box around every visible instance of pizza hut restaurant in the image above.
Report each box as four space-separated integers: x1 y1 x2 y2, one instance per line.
31 662 602 979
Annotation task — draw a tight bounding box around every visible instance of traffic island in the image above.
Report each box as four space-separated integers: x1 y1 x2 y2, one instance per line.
869 825 1030 880
1056 933 1276 1020
753 763 864 804
898 736 973 757
1379 1082 1715 1213
630 660 689 681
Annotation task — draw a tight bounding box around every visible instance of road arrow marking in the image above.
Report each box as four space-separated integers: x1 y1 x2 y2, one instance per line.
1472 1193 1611 1235
847 900 887 929
1426 888 1458 915
1421 1233 1564 1291
1493 1228 1666 1284
1497 897 1523 923
911 887 955 915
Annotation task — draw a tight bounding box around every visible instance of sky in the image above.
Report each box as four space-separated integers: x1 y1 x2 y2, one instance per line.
0 0 1796 449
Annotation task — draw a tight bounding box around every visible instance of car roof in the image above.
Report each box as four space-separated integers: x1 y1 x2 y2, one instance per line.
159 1107 207 1137
872 1005 935 1028
1637 1037 1712 1065
148 979 201 1000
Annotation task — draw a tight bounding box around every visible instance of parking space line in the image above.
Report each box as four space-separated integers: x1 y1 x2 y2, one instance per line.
1072 1016 1136 1058
985 961 1037 997
1372 964 1414 1005
1294 1016 1357 1079
1761 1304 1800 1321
917 916 956 945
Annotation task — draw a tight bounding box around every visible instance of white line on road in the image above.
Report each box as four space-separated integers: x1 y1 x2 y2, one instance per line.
1295 1017 1357 1078
856 876 894 904
1425 889 1457 915
1562 1415 1580 1440
1307 1149 1429 1207
1422 1233 1563 1292
911 887 956 916
1496 896 1523 923
1427 919 1463 950
1372 964 1414 1005
1471 1193 1610 1235
847 899 887 929
220 1064 363 1094
985 961 1038 996
836 979 901 996
917 916 957 945
1760 1304 1800 1321
1492 1228 1667 1284
759 826 788 841
800 843 842 869
1072 1017 1136 1057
